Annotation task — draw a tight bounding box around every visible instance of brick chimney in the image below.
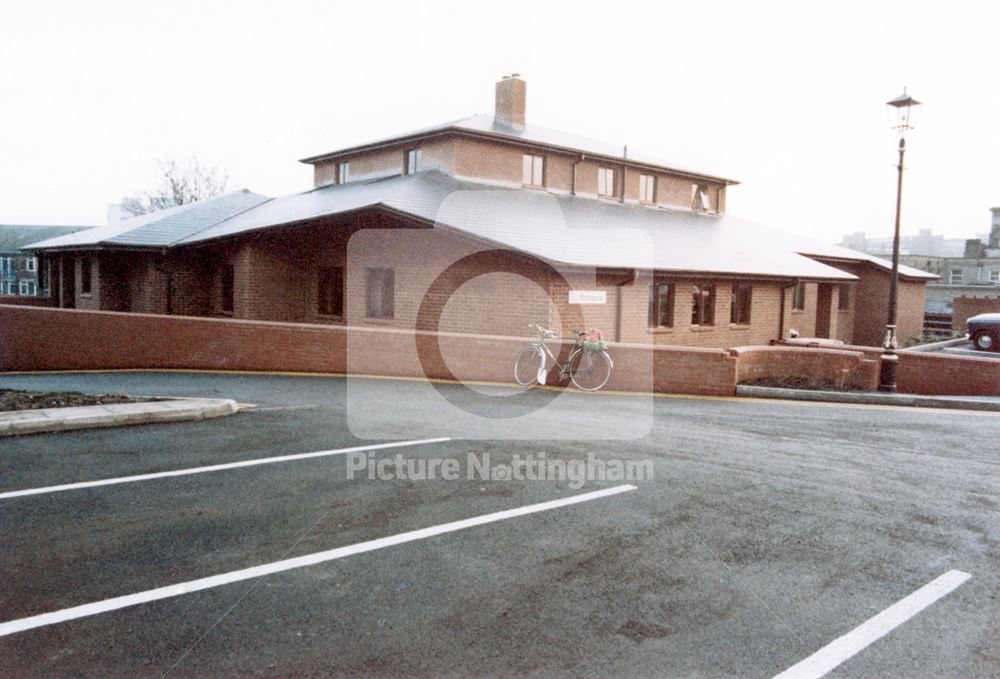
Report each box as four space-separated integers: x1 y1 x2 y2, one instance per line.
495 74 526 128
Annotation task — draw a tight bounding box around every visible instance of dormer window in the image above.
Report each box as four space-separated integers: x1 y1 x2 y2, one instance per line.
522 154 545 187
598 167 617 197
336 162 349 184
639 174 656 203
405 148 422 175
692 184 711 212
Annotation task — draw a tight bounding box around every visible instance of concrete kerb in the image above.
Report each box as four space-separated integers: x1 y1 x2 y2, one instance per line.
736 385 1000 412
0 398 239 437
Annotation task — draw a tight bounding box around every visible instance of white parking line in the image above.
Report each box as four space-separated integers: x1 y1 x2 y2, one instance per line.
0 438 451 500
773 569 972 679
0 484 637 637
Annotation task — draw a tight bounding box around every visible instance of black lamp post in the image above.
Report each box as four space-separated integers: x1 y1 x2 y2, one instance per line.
879 89 922 392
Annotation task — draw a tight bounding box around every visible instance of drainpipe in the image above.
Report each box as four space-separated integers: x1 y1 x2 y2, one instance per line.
615 282 624 343
620 145 627 204
571 154 585 196
778 281 796 341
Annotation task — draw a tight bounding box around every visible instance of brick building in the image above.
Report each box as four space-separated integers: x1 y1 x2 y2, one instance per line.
27 76 935 348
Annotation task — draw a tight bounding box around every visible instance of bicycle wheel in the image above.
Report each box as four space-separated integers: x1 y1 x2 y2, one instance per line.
514 345 545 386
568 349 612 391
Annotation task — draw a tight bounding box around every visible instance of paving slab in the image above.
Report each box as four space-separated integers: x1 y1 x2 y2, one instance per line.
0 398 239 436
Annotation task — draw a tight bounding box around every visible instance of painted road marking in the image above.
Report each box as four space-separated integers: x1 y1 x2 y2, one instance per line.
0 484 637 637
773 569 972 679
0 438 451 501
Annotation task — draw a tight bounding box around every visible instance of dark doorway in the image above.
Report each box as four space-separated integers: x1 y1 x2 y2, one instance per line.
815 283 833 338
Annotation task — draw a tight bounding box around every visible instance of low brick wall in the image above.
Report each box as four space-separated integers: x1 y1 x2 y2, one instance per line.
767 341 1000 396
952 296 1000 333
731 345 880 391
0 305 738 397
4 305 993 397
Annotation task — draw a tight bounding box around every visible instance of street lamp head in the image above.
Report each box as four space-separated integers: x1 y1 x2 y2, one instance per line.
887 88 922 137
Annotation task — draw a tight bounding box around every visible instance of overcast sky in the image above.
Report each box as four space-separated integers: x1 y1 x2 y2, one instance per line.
2 0 998 244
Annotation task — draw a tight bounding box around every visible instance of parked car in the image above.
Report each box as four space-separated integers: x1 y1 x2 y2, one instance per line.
967 313 1000 352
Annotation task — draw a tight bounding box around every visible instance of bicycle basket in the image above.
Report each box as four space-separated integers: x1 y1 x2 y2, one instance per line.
579 328 607 352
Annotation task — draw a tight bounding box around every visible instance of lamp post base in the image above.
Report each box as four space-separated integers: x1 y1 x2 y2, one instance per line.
878 325 899 392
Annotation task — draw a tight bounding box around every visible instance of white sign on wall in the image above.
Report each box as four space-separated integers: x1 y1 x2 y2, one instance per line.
568 290 607 305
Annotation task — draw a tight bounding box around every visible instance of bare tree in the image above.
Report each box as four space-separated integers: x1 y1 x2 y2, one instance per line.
121 156 229 217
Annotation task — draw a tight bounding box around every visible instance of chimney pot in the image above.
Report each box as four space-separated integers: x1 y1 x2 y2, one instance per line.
495 74 526 127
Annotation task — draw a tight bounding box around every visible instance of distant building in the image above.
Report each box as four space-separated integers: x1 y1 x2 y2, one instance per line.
896 208 1000 320
0 225 93 297
840 228 988 258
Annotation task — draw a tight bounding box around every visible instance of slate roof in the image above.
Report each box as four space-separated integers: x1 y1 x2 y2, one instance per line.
299 114 738 184
25 171 936 282
25 190 271 250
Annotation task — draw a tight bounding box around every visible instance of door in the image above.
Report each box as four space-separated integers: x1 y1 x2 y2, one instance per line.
815 283 833 338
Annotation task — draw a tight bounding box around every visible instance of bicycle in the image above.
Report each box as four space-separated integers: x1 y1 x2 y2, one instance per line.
513 323 614 392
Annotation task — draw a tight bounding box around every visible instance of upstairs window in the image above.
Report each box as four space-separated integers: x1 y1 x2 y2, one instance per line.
639 174 656 203
405 148 422 175
691 284 716 326
989 270 1000 284
336 162 349 184
692 184 711 211
0 257 12 275
26 256 36 272
522 154 545 187
318 266 344 316
365 267 395 319
791 282 806 311
80 256 92 295
838 284 851 310
730 284 752 325
598 167 617 197
949 269 963 285
647 282 674 328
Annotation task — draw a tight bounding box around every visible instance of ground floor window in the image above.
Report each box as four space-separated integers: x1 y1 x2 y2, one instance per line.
80 256 92 294
318 266 344 316
791 282 806 311
691 284 716 326
19 280 36 296
838 283 851 310
220 266 234 313
730 284 752 324
365 267 395 319
647 282 674 328
4 281 16 295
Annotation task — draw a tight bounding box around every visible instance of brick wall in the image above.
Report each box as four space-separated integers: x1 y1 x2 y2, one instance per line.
951 295 1000 332
0 295 57 307
0 305 737 397
732 345 880 391
4 304 993 396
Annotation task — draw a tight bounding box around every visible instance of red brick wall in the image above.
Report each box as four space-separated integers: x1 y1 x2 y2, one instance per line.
732 345 880 391
0 305 738 397
772 341 1000 396
952 296 1000 333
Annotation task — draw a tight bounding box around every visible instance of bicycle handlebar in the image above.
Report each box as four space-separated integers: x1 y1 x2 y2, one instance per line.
529 323 586 340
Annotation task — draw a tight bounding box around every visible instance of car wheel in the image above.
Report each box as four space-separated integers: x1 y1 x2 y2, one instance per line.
972 330 996 352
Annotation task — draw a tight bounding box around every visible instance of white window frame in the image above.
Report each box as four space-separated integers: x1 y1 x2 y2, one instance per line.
4 281 14 295
598 167 616 197
0 257 11 275
639 174 656 203
406 148 422 175
18 280 31 295
337 162 349 184
522 154 545 187
692 184 711 211
949 269 963 285
25 256 36 272
989 269 1000 284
